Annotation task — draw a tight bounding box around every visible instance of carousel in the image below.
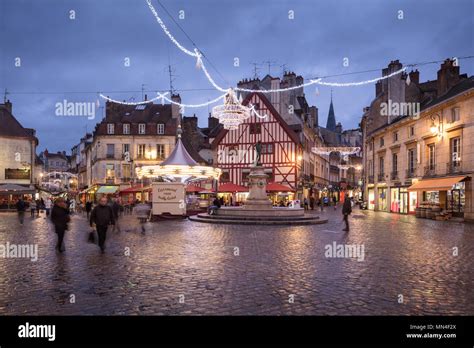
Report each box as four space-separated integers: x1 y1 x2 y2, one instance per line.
135 126 221 217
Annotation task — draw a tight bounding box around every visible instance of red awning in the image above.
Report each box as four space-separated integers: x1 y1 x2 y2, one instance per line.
266 182 294 192
218 183 248 192
119 186 151 194
186 184 203 193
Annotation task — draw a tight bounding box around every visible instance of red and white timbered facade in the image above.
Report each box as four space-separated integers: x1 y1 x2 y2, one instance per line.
212 93 302 190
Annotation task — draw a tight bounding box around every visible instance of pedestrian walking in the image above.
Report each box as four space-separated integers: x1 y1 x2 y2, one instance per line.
342 196 352 232
85 201 92 219
16 198 26 225
109 198 122 233
30 199 37 217
319 196 324 212
44 198 52 217
35 198 41 217
310 196 315 210
333 196 337 210
51 198 70 252
304 198 309 210
90 197 115 253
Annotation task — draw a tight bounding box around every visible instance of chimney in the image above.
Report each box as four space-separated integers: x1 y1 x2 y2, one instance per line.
437 59 461 96
409 69 420 85
171 94 181 119
1 99 12 113
144 94 148 101
208 113 219 130
335 122 342 134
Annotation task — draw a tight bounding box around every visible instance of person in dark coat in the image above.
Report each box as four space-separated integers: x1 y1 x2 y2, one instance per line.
333 195 337 210
16 198 26 225
109 198 122 233
90 197 115 253
51 198 70 252
85 201 92 219
342 196 352 232
309 196 315 210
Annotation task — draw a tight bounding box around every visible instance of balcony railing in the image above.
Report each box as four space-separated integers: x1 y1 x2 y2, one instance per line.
390 171 398 180
424 165 437 177
406 168 416 178
377 173 385 182
368 175 374 184
447 161 462 174
106 154 115 159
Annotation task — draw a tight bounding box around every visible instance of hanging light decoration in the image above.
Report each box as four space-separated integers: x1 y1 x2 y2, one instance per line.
211 88 251 130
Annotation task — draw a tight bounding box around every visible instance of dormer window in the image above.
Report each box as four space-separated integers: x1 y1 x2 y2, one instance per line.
107 123 115 134
157 123 165 135
123 124 130 135
138 123 146 134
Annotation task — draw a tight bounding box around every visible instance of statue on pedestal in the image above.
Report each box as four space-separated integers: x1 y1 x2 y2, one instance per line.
253 141 262 167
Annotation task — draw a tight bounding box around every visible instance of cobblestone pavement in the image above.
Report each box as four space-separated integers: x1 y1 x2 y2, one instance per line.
0 207 472 315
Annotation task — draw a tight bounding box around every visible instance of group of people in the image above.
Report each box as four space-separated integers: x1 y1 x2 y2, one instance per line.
15 195 124 254
15 197 53 224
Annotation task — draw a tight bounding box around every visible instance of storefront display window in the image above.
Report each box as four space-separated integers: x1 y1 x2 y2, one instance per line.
378 188 387 211
409 191 417 213
425 191 439 203
368 189 375 210
390 188 400 213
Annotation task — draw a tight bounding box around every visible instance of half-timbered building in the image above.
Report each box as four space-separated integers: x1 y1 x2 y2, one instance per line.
212 92 303 190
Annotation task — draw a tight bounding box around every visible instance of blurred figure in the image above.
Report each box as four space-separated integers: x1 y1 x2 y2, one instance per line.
333 196 337 210
342 196 352 232
51 197 70 252
110 197 122 233
90 197 115 253
85 201 92 219
30 199 37 217
16 198 26 225
44 198 52 217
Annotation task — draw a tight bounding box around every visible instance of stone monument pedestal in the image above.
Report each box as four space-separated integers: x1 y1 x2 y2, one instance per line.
244 165 273 210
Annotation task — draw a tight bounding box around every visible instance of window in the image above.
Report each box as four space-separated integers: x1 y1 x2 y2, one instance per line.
137 144 146 159
261 143 273 154
156 144 165 159
369 141 373 151
123 124 130 134
121 164 131 180
106 164 115 179
393 132 398 142
428 144 436 170
408 148 415 173
379 157 384 175
368 160 373 176
249 123 261 134
106 144 115 158
451 107 460 122
122 144 130 155
157 123 165 134
138 123 146 134
380 137 384 147
409 126 415 137
392 153 398 173
107 123 115 134
450 137 461 166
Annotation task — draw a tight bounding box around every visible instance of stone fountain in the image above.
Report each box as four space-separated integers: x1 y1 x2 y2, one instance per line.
189 165 327 225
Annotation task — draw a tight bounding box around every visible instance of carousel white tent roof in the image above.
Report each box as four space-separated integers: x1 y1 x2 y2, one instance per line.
135 126 221 182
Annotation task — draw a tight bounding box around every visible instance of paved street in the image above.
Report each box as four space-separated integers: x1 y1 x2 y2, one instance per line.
0 207 472 315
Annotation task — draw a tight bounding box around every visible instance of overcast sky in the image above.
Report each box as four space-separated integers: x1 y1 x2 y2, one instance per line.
1 0 473 152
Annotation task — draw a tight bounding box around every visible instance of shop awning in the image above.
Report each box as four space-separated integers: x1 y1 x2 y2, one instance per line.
119 186 151 194
218 183 248 192
408 176 468 191
186 184 203 193
96 186 119 194
0 184 35 194
266 182 294 192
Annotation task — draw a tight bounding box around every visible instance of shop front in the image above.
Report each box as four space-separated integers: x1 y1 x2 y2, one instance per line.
367 187 375 210
408 175 468 218
378 187 388 211
390 187 410 214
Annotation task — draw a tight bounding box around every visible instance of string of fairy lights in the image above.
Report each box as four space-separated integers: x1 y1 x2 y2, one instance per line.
100 0 412 129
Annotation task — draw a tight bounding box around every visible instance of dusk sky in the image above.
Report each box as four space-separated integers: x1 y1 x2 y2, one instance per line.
1 0 473 152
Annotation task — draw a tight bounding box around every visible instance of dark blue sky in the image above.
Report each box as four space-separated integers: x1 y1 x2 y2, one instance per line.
1 0 473 152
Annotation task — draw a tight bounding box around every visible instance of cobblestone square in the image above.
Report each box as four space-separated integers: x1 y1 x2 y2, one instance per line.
0 209 472 315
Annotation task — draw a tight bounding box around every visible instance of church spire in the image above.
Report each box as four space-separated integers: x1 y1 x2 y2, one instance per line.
326 90 336 131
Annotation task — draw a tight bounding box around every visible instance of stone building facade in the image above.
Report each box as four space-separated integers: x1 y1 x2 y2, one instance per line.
361 59 473 221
